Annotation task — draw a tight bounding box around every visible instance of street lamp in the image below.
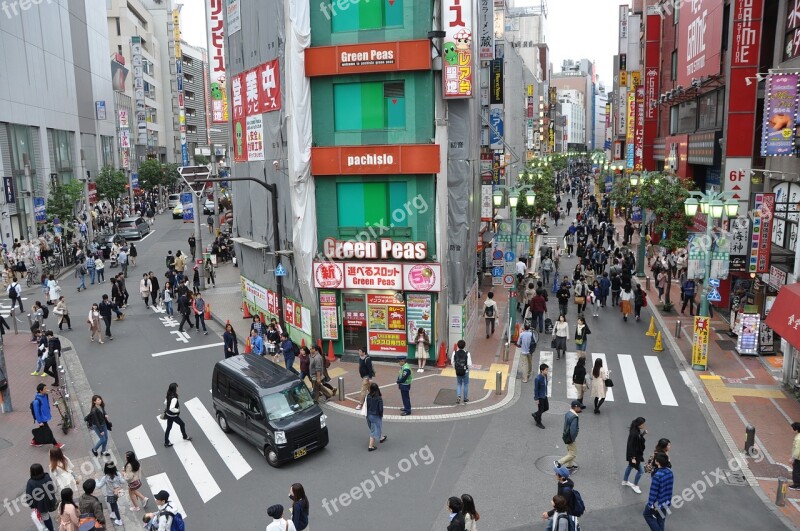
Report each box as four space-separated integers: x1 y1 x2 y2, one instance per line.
682 190 740 318
629 171 650 277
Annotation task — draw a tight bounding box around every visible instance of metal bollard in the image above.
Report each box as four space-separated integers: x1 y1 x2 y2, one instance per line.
675 320 681 339
495 371 502 395
503 342 509 362
646 276 651 290
776 478 788 507
337 376 344 402
744 425 756 455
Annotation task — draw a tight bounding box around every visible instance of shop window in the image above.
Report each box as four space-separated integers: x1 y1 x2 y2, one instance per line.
330 0 403 32
697 91 718 131
335 181 412 239
669 106 679 135
101 136 114 168
677 100 697 133
333 81 406 131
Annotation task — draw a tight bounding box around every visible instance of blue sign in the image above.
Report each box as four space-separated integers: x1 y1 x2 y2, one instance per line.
709 278 720 288
605 175 612 193
3 176 15 204
708 289 721 302
631 196 643 223
504 251 515 262
492 266 503 277
489 107 504 148
492 249 503 261
181 144 189 166
181 193 193 221
626 143 634 169
33 197 46 222
275 263 287 277
131 173 139 189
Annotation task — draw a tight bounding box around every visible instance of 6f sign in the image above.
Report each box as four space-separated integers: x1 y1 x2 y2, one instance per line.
729 170 745 182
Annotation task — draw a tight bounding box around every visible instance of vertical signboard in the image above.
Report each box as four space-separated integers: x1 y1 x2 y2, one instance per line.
173 9 189 166
644 10 661 170
626 91 635 168
319 291 338 340
490 59 503 104
130 36 146 146
634 86 645 170
619 4 629 52
259 59 282 112
442 0 474 98
677 0 724 87
617 87 627 138
749 193 775 274
761 74 799 157
226 0 241 35
489 105 503 149
479 0 494 60
207 0 228 123
118 110 130 170
692 316 710 370
729 217 750 272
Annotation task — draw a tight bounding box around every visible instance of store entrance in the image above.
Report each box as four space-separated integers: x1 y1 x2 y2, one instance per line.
343 293 367 352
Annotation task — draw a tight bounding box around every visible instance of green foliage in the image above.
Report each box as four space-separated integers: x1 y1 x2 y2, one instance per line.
609 174 633 213
95 167 128 210
516 168 556 219
164 163 181 188
137 159 166 192
46 180 83 223
635 172 694 251
194 155 210 165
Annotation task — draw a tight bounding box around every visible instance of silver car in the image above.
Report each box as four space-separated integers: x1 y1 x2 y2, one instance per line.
117 217 150 239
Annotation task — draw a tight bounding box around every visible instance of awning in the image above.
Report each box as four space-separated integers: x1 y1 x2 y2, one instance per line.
765 283 800 350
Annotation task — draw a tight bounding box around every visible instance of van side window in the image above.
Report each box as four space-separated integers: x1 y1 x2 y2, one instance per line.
229 383 249 409
247 396 261 414
216 372 229 396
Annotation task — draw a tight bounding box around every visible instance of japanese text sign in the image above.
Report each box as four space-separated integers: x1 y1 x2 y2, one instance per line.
443 0 473 99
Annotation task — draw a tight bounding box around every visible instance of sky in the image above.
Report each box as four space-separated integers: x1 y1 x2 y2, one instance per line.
179 0 623 89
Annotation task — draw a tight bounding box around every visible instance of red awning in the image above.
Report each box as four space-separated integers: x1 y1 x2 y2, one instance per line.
765 283 800 350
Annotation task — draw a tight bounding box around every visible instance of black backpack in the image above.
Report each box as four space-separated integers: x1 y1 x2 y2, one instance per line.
41 305 49 319
485 304 495 318
453 350 469 376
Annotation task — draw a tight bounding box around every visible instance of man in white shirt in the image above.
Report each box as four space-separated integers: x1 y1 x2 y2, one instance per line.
266 504 296 531
450 339 473 403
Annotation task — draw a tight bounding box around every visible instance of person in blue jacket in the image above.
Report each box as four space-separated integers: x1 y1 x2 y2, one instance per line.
532 364 550 429
31 383 64 448
250 328 265 356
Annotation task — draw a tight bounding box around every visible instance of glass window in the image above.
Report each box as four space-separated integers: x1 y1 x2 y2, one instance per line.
9 124 34 173
333 81 405 131
101 136 114 168
772 182 800 250
215 372 229 396
698 91 718 130
677 100 697 133
670 50 677 81
331 0 403 32
262 384 315 421
669 105 679 135
229 384 249 409
336 181 409 232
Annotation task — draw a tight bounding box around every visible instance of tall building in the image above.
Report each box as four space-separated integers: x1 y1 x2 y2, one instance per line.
558 89 585 149
594 85 609 151
503 2 549 82
551 59 595 152
0 0 116 242
180 41 226 161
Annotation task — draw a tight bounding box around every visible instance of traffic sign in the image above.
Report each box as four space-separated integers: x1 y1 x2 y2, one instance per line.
504 251 516 262
503 274 515 288
492 266 503 277
709 278 720 288
275 263 287 277
492 249 503 261
708 289 721 302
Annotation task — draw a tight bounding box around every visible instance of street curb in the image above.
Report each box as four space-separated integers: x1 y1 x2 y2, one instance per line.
648 304 796 529
59 335 144 530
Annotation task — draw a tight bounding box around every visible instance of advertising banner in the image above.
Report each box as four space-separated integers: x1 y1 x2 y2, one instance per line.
692 316 710 370
245 115 265 161
319 291 338 340
181 192 193 221
617 87 627 137
442 0 474 98
173 9 189 166
626 91 635 168
226 0 241 35
619 4 628 52
481 184 493 221
131 36 146 146
634 86 645 170
749 193 775 274
644 11 661 170
677 0 724 87
736 313 760 355
729 217 750 272
490 59 503 103
489 105 504 149
479 0 494 60
207 0 228 123
761 73 799 157
33 197 46 222
406 293 432 342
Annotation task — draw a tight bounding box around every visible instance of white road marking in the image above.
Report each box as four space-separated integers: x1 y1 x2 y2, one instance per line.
160 316 180 327
145 472 187 518
171 330 191 343
538 351 553 397
126 424 157 459
644 356 678 406
157 415 221 503
152 342 224 357
566 352 578 399
592 353 614 401
618 354 646 404
138 230 156 242
184 398 251 480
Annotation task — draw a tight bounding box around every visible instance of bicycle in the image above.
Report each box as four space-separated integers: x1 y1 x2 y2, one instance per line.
51 383 74 434
26 265 39 288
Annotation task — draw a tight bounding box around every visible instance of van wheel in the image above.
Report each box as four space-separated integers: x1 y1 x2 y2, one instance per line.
216 413 231 433
266 446 281 468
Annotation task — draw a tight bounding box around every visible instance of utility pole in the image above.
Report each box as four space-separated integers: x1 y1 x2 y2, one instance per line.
80 150 94 243
0 335 11 412
179 166 209 287
22 154 36 241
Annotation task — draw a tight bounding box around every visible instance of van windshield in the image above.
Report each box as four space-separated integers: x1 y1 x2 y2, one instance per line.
118 221 135 229
262 384 315 421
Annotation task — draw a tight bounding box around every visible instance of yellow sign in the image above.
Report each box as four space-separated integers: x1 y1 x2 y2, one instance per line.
620 70 628 87
692 316 710 370
527 84 533 97
626 91 635 146
630 71 641 88
173 9 181 58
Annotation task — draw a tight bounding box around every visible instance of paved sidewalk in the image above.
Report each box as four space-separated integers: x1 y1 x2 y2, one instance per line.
614 214 800 527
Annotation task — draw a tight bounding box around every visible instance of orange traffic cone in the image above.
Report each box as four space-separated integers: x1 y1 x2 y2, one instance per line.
437 342 448 368
242 302 252 319
205 302 211 320
244 337 252 354
327 340 336 362
511 323 520 343
300 338 306 348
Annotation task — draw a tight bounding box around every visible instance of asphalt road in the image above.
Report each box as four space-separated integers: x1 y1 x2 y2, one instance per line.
47 214 787 530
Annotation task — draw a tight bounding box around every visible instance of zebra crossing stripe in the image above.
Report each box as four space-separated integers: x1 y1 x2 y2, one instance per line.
644 356 679 406
539 351 554 397
157 415 222 503
566 352 578 400
184 397 252 480
618 354 646 404
126 424 157 459
591 353 614 401
146 473 187 519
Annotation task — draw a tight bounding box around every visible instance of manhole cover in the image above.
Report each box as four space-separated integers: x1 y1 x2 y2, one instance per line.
717 340 736 351
433 388 458 405
0 437 12 451
722 470 748 486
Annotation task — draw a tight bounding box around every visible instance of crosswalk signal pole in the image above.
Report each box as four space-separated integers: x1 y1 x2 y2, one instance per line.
0 336 12 412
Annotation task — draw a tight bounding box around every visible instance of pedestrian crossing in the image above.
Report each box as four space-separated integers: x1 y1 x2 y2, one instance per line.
126 396 253 511
538 351 679 407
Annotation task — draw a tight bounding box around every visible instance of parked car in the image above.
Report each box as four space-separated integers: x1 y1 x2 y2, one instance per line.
116 217 150 239
203 199 215 215
95 234 125 259
172 204 184 219
168 194 181 209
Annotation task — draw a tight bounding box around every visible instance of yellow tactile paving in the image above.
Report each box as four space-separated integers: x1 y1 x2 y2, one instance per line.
439 363 510 391
700 375 787 403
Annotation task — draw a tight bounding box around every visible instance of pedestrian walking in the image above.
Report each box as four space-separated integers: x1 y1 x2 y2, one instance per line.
46 275 60 306
57 488 80 531
289 483 309 531
396 357 413 416
634 284 648 321
95 462 125 526
123 451 148 511
139 273 152 308
49 446 77 501
87 395 110 457
8 276 23 311
530 290 548 333
355 347 374 410
554 400 582 471
204 257 216 287
573 278 587 314
309 345 331 403
193 292 208 334
250 328 265 355
545 495 576 531
162 282 174 316
25 463 57 531
365 382 386 451
517 323 537 383
643 454 674 531
53 296 71 330
31 383 64 448
87 303 103 343
192 265 201 295
553 315 568 360
97 295 114 341
78 479 106 530
790 422 800 490
541 467 576 521
177 292 194 333
223 323 239 358
620 286 633 322
646 438 672 474
622 417 648 494
680 277 696 316
76 263 87 292
162 383 192 448
30 301 45 342
188 235 196 260
446 496 467 531
591 357 610 414
451 339 472 404
95 257 105 283
42 331 61 387
532 364 550 429
266 504 297 531
147 271 160 308
541 255 554 286
277 332 296 370
460 494 479 531
610 272 621 307
117 247 128 278
656 269 667 303
144 490 181 530
129 243 137 267
413 327 431 372
86 254 96 285
556 280 571 318
483 292 498 338
572 355 588 409
298 346 311 385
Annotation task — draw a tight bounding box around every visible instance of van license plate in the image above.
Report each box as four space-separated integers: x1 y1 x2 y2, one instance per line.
293 447 307 459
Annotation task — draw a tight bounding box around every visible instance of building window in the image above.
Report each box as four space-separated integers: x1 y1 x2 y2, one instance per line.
183 55 193 67
115 18 121 36
185 90 195 101
331 0 403 32
333 81 405 131
187 125 197 134
670 50 677 81
48 129 74 184
335 181 411 239
697 90 719 131
677 100 697 133
184 73 194 84
669 105 679 135
101 136 114 168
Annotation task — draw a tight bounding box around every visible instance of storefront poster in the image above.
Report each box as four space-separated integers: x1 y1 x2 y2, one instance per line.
245 115 264 161
387 305 406 330
368 331 408 354
442 0 474 98
749 193 775 273
368 305 387 329
761 73 799 156
404 264 442 292
737 313 760 355
691 316 710 370
759 322 774 354
366 293 407 355
320 291 339 340
407 294 432 342
285 299 295 327
259 59 281 112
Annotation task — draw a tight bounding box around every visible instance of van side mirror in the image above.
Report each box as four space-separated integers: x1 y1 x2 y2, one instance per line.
251 411 264 421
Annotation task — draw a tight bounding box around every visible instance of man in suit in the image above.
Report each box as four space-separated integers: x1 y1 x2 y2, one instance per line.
532 364 550 429
446 496 466 531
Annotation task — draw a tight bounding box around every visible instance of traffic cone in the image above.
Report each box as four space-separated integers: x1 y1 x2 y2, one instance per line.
242 302 251 319
645 316 656 337
437 342 448 368
653 331 664 352
205 302 211 320
259 312 266 325
300 338 306 348
511 323 520 343
317 339 323 351
244 337 252 354
327 340 336 363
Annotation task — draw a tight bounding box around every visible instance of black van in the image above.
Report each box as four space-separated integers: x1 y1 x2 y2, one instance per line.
212 355 329 467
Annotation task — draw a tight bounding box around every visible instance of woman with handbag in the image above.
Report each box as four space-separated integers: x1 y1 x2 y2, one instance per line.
95 462 125 527
620 286 634 322
591 357 610 414
574 317 590 353
553 314 569 360
25 463 57 531
123 451 148 510
54 297 71 331
573 278 587 314
49 447 77 502
87 304 102 343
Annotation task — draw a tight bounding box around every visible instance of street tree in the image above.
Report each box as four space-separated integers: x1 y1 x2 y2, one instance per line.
136 159 165 193
46 180 83 225
516 168 556 220
95 167 128 230
609 173 634 215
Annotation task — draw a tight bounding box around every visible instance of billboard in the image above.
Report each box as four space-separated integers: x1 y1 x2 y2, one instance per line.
131 36 146 146
207 0 228 123
761 74 799 157
677 0 724 87
442 0 474 98
479 0 494 60
490 59 503 104
489 105 504 149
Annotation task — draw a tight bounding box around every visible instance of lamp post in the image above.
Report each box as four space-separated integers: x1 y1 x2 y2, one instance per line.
683 191 740 317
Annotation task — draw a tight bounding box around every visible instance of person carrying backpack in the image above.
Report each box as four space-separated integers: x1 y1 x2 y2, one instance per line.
8 277 22 311
144 490 185 531
542 466 585 522
450 340 473 404
681 278 696 316
483 292 498 338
